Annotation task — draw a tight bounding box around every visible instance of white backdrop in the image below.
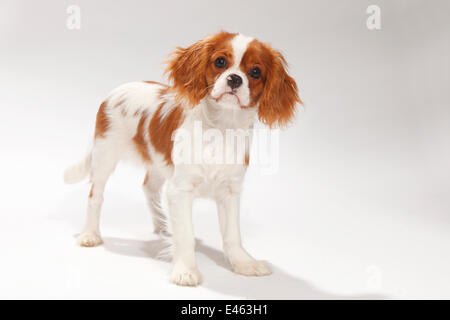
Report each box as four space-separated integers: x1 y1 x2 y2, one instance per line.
0 0 449 299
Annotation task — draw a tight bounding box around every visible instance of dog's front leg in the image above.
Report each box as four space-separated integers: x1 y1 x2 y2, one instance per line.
217 192 272 276
167 181 201 286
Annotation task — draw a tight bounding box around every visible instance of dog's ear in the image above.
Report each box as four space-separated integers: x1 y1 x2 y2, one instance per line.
258 46 301 128
166 37 213 106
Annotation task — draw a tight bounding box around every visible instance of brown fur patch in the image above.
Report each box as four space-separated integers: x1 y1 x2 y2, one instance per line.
240 40 269 108
133 112 151 163
149 103 184 166
205 36 235 92
244 153 250 166
143 172 149 186
256 43 301 128
89 184 94 198
95 101 109 138
113 98 126 109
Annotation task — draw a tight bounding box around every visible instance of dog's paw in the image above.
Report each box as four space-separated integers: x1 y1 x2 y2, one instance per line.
231 259 272 276
77 232 103 247
170 266 202 287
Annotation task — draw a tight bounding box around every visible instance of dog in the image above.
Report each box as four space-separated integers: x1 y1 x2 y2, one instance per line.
64 31 301 286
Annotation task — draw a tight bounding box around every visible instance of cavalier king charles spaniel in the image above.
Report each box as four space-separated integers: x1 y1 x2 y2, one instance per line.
65 31 301 286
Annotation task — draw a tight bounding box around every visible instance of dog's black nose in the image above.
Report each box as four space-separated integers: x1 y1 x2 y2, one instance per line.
227 74 243 89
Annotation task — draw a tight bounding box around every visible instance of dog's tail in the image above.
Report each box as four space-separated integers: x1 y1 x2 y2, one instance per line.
64 150 92 184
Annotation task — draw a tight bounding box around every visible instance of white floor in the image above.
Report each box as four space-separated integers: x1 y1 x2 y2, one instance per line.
1 147 450 299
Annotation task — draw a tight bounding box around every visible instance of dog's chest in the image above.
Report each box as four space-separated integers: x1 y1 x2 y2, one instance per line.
168 102 253 198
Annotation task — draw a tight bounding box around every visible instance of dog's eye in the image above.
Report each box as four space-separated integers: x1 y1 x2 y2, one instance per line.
249 67 261 79
214 57 227 68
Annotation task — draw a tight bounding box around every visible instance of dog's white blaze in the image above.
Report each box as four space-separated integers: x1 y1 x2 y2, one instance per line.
230 34 254 67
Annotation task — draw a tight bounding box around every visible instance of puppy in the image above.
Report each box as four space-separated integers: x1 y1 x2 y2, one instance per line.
65 31 301 286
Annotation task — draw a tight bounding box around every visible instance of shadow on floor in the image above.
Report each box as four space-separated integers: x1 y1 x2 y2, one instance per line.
99 236 386 299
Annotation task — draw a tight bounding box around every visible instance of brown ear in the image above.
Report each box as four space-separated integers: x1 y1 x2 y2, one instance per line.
165 38 212 106
258 46 301 128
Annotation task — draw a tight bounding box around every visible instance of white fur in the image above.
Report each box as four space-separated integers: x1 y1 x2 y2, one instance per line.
65 34 272 286
64 150 91 184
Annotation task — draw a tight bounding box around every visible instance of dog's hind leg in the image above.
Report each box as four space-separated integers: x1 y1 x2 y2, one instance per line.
77 139 120 247
142 169 167 235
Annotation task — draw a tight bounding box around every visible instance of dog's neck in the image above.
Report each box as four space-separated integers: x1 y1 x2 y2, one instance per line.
196 97 257 131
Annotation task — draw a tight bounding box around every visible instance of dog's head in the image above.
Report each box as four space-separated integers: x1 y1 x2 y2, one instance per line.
166 31 301 127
